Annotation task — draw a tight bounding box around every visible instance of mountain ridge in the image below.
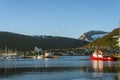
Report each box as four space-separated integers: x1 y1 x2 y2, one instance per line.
78 30 108 42
0 31 89 51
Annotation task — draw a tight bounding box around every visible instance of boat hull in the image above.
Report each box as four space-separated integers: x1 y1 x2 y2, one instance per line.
90 55 116 61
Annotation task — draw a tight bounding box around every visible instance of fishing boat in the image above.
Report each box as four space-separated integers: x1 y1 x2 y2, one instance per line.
90 49 116 61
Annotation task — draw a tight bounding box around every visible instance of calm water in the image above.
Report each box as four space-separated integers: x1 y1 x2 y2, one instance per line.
0 56 120 80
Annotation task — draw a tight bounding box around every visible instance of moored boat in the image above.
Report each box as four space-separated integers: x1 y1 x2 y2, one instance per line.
1 53 21 59
90 49 116 61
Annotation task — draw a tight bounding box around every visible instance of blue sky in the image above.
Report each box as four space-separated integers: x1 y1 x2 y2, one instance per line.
0 0 120 38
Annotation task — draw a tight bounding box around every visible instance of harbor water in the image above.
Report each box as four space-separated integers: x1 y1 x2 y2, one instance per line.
0 56 120 80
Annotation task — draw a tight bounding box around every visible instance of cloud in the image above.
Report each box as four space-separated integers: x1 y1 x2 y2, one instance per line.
53 30 60 34
50 29 61 36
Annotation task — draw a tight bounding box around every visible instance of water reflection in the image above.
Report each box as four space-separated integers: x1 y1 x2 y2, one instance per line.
91 60 120 80
92 60 103 72
91 60 120 73
92 60 103 78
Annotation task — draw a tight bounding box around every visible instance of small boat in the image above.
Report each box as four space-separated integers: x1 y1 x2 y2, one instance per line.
43 52 58 58
44 52 54 58
33 55 43 59
1 53 21 59
90 50 116 61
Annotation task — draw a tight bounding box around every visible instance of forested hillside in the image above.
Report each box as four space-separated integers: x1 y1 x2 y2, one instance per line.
83 28 119 49
0 31 89 51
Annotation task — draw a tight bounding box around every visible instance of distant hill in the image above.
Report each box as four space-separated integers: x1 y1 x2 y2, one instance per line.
0 31 89 51
78 30 108 42
83 28 119 48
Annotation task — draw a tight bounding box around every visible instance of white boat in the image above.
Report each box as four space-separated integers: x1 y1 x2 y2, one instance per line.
33 55 43 59
44 52 54 58
43 52 58 58
34 47 58 59
1 53 21 59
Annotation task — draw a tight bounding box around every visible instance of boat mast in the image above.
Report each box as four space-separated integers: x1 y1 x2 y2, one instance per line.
5 45 8 54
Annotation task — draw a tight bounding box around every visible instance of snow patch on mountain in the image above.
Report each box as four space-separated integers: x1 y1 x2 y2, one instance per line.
78 30 108 42
91 34 107 40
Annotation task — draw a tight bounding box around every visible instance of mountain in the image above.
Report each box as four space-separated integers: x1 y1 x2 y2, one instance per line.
0 31 89 51
78 30 108 42
83 28 119 48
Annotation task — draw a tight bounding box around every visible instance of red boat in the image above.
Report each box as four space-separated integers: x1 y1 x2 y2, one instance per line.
90 50 116 61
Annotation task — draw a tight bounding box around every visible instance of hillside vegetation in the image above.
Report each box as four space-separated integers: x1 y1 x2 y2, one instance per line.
83 28 119 49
